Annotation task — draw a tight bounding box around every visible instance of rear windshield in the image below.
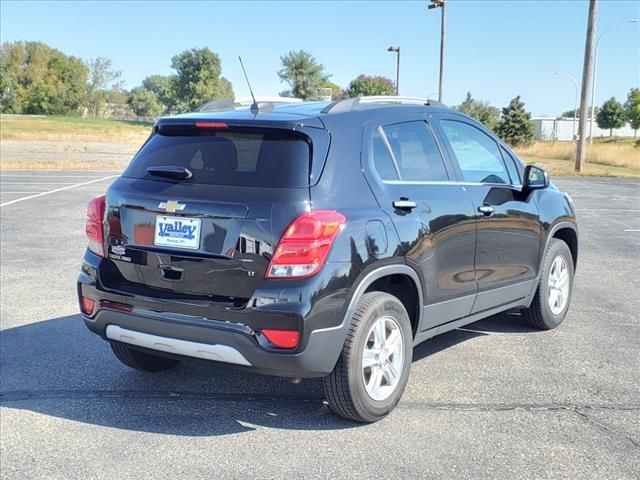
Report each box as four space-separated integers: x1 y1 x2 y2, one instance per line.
123 127 311 187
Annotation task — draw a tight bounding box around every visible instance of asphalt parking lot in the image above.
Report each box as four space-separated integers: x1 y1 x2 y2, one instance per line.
1 171 639 479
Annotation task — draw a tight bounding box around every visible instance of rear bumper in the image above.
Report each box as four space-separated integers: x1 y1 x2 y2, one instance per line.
78 250 352 378
82 308 346 377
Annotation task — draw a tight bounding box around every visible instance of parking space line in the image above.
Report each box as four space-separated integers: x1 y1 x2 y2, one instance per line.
1 182 95 185
0 175 117 207
1 191 50 194
0 175 115 178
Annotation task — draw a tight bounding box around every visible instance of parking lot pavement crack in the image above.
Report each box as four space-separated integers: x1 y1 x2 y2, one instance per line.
2 390 640 416
573 408 640 449
0 389 324 404
397 401 640 413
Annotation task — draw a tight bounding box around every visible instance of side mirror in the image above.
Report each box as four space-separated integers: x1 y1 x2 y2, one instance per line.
524 165 549 191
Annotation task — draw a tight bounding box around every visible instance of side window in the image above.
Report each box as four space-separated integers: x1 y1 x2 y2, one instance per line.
500 146 522 186
371 121 448 181
370 128 399 180
440 120 510 184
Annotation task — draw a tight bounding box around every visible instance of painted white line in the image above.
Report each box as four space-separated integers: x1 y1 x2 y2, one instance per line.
581 209 640 212
623 229 640 232
0 182 96 186
0 175 117 207
1 182 91 185
0 174 114 178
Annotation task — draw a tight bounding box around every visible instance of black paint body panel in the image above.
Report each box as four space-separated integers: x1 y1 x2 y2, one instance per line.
78 103 578 377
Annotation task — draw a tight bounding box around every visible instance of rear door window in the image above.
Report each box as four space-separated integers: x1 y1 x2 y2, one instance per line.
369 121 449 182
124 127 311 187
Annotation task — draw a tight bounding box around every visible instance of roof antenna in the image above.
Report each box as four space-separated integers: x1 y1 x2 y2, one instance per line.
238 56 259 114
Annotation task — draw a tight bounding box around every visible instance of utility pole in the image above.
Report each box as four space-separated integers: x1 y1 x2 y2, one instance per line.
576 0 598 173
387 46 400 95
428 0 446 103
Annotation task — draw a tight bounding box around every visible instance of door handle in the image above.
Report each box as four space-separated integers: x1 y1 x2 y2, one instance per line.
477 205 495 217
393 199 417 211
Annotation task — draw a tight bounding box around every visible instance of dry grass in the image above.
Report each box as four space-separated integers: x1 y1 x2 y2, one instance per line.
515 138 640 173
0 114 152 145
519 155 640 178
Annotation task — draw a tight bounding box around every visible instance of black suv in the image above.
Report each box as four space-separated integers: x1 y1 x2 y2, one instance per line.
78 96 578 422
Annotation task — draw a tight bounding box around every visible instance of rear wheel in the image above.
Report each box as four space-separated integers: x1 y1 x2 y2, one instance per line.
110 342 181 372
322 292 413 423
522 238 574 330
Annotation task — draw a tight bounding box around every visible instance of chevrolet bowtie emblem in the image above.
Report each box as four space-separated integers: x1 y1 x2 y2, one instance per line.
158 200 186 213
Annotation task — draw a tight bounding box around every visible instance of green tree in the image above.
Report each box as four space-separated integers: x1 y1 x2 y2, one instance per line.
0 41 88 115
624 88 640 137
142 75 175 112
85 57 122 116
455 92 500 130
127 87 163 117
596 97 625 136
277 50 330 99
561 106 598 118
495 96 535 147
346 74 395 97
321 81 347 100
170 48 233 112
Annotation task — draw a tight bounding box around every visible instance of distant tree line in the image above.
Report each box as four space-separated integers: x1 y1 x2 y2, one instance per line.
0 41 233 118
2 42 638 142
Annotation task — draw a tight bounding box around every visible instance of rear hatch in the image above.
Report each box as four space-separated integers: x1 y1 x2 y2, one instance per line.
101 121 327 307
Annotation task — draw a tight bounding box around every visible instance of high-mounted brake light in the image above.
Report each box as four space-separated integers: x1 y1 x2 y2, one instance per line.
194 122 228 129
86 195 106 257
266 210 346 279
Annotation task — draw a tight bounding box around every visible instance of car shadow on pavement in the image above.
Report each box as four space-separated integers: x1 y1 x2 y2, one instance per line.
0 311 536 436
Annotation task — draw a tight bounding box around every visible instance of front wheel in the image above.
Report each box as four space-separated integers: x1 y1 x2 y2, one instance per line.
522 238 575 330
322 292 413 423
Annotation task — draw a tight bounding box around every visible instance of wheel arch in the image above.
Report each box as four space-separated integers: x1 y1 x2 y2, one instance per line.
344 264 423 338
547 222 579 268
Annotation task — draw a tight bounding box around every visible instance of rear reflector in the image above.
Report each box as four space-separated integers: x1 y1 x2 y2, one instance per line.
80 296 95 315
261 329 300 349
194 122 228 129
266 210 346 278
100 300 133 313
86 195 106 257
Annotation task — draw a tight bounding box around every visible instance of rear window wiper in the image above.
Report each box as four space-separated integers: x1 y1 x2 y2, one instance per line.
146 165 193 180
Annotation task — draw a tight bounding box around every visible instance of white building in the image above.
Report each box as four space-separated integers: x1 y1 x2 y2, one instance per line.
532 117 636 141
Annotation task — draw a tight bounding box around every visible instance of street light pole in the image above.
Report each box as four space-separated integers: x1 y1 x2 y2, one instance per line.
428 0 446 103
588 18 639 143
555 72 579 141
387 46 400 95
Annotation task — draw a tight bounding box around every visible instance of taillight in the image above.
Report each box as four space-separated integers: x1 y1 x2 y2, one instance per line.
80 296 95 315
266 210 346 279
261 329 300 349
86 195 106 257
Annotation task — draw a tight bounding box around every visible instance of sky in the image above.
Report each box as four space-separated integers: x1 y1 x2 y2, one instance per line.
1 0 639 116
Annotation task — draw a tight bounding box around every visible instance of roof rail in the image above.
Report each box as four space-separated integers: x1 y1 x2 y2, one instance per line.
321 95 445 114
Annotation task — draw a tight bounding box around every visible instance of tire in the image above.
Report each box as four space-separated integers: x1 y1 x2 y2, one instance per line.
522 238 574 330
322 291 413 423
110 341 181 372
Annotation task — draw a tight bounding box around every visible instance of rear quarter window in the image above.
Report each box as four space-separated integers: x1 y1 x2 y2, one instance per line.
124 127 311 188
